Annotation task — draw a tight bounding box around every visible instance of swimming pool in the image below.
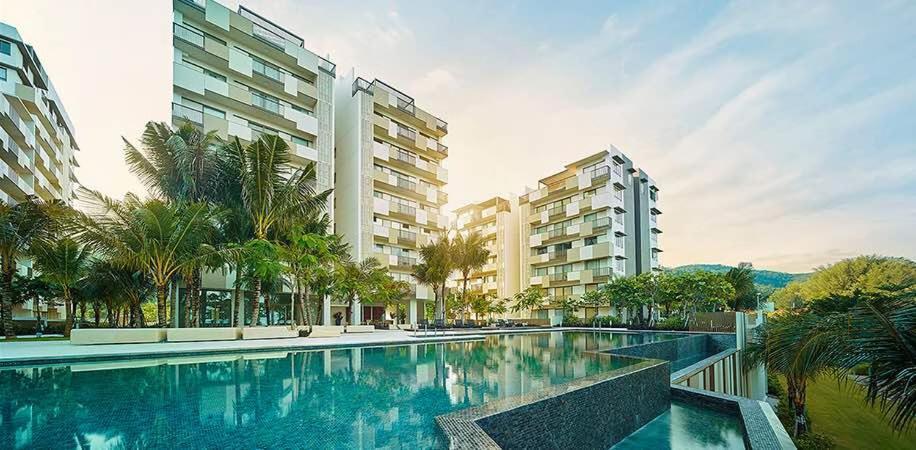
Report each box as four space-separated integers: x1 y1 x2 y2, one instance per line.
613 400 746 449
0 331 690 449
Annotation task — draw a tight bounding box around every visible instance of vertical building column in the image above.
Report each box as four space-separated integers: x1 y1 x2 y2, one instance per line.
408 299 418 325
351 297 362 325
322 295 331 326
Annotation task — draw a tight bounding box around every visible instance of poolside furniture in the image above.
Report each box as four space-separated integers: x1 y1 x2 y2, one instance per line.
241 326 298 340
70 328 168 345
167 327 241 342
396 323 414 331
307 325 344 338
346 325 375 333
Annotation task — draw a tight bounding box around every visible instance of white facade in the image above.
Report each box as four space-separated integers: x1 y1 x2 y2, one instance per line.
335 72 449 325
1 23 79 322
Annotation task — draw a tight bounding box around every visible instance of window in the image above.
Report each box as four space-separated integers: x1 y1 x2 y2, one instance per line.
555 242 572 251
650 189 658 201
0 67 6 81
614 187 624 200
615 235 624 248
251 89 282 114
0 40 11 55
203 105 225 119
584 236 597 246
292 136 313 147
252 55 283 82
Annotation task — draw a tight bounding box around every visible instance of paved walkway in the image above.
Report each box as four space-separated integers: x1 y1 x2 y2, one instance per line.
0 327 589 367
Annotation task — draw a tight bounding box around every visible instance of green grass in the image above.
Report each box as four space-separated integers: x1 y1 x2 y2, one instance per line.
2 336 68 342
804 377 912 449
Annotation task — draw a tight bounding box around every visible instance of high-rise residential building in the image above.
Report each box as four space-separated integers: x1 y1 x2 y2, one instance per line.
453 196 520 302
335 73 449 326
517 147 655 323
1 23 80 323
171 0 335 326
171 0 335 202
633 169 662 273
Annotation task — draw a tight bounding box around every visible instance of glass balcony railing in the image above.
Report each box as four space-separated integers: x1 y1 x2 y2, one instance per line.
174 23 204 48
395 177 417 192
592 217 611 230
397 126 417 141
318 57 336 76
591 267 611 277
393 203 416 216
548 273 567 282
548 228 565 239
588 165 610 180
172 103 203 125
437 142 448 155
396 255 417 267
436 118 448 133
251 92 283 115
392 149 416 166
548 206 565 217
398 230 417 243
252 58 283 83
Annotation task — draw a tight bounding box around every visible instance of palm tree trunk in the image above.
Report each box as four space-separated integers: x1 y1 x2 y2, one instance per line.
1 258 16 339
157 284 168 327
63 293 73 337
249 278 262 327
183 278 193 327
304 286 312 327
92 301 101 327
233 278 243 328
193 270 202 327
462 274 469 320
787 378 809 436
264 291 272 326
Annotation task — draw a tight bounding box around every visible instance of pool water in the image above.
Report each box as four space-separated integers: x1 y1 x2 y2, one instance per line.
613 400 746 449
0 331 680 449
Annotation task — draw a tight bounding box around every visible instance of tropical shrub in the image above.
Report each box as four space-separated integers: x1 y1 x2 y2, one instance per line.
654 316 686 330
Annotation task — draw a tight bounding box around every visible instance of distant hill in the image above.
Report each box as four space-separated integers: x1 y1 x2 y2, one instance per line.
668 264 811 289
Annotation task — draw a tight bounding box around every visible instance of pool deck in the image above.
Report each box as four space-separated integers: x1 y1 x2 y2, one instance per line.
0 327 616 367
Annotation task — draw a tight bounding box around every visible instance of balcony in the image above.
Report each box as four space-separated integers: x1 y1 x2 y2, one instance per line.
547 228 566 239
398 230 417 244
395 176 417 192
548 205 565 217
436 118 448 133
548 273 568 283
392 202 417 217
174 23 204 48
588 165 610 182
172 103 203 126
397 126 417 141
395 256 417 268
547 250 568 262
591 217 611 231
591 267 612 277
437 142 448 156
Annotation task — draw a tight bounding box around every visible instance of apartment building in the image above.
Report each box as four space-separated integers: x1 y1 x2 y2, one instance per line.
453 196 520 301
335 73 449 326
171 0 334 199
171 0 336 325
1 23 80 322
518 147 662 323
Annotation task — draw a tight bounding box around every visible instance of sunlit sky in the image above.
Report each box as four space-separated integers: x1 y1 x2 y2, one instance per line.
3 0 915 273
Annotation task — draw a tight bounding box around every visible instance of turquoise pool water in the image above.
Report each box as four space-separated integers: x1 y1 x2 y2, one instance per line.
613 400 746 449
0 331 683 449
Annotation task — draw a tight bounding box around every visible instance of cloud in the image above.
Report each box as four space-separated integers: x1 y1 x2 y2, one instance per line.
411 68 459 96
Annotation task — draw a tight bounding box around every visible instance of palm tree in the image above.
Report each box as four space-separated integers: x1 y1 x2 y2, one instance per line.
724 262 756 311
452 231 490 319
744 311 847 436
82 259 152 328
31 238 93 336
74 191 225 327
124 121 221 203
333 258 387 325
414 235 453 321
222 135 331 326
0 196 63 338
828 295 915 431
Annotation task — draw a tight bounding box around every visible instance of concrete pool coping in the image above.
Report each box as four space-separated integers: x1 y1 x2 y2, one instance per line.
0 327 697 367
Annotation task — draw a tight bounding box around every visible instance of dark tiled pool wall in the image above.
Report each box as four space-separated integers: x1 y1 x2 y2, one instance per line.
609 333 736 364
475 362 671 450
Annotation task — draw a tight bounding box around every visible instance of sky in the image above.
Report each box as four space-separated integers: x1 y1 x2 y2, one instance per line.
2 0 915 273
